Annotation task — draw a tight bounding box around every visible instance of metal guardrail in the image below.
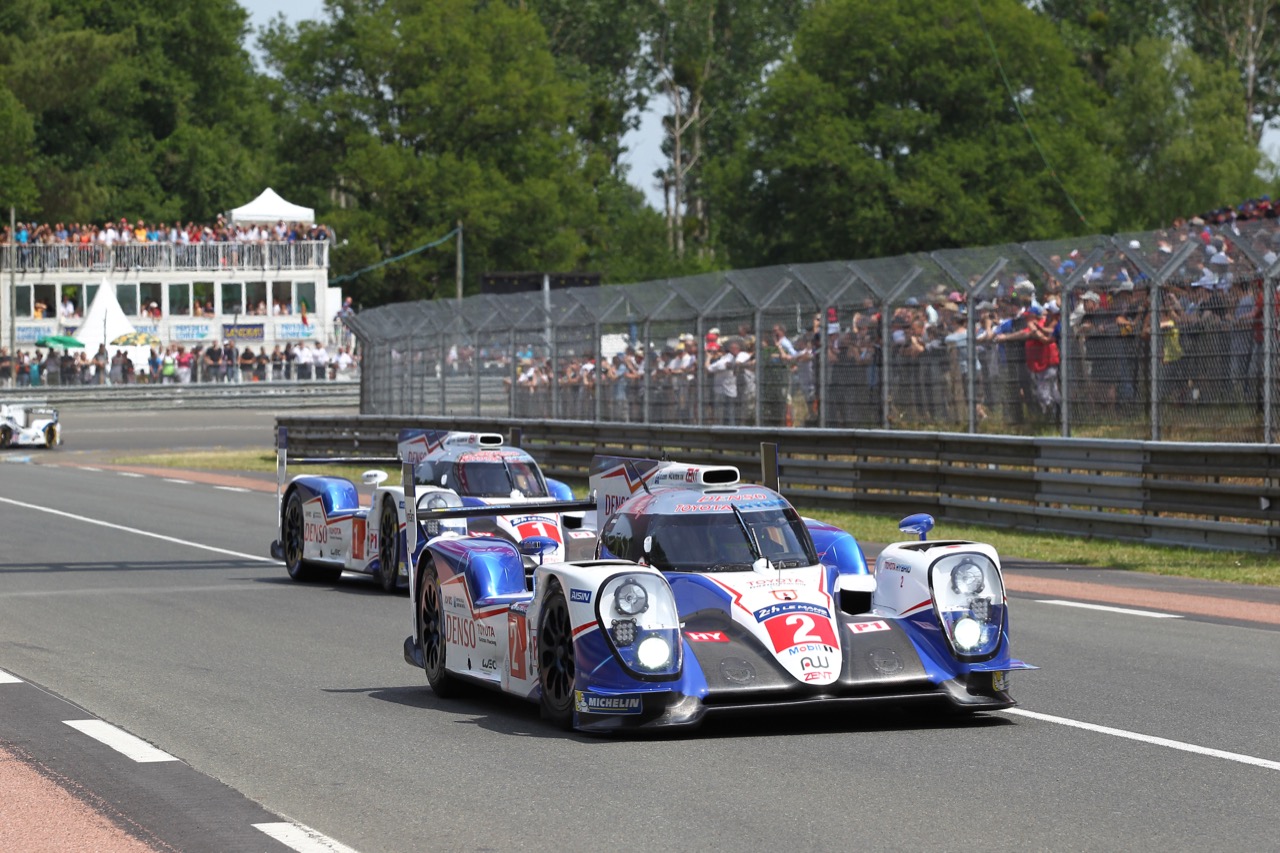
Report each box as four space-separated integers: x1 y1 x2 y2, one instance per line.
275 415 1280 553
2 380 359 410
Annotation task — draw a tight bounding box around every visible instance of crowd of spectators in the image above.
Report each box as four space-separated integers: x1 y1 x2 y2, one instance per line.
499 212 1277 428
2 215 334 249
0 340 357 388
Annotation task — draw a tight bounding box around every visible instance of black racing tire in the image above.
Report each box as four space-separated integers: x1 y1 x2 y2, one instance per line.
537 582 576 729
282 491 340 583
377 499 401 593
43 424 57 448
417 557 461 697
0 426 11 448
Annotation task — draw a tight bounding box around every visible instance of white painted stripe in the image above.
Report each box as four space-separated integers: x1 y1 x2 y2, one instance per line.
63 720 178 763
0 496 277 563
163 478 193 485
0 583 265 600
0 669 23 684
77 466 103 472
1004 709 1280 771
215 486 250 493
117 471 145 478
1036 599 1183 619
253 822 360 853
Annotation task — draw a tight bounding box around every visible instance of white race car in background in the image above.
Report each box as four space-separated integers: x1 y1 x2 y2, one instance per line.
0 403 60 449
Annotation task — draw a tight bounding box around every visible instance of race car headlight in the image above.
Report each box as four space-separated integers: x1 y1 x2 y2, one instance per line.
614 579 649 615
950 560 985 595
952 616 983 651
931 552 1005 661
598 572 681 679
636 636 673 670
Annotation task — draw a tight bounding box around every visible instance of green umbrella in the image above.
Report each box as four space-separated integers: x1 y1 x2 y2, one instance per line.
111 331 162 347
35 335 85 349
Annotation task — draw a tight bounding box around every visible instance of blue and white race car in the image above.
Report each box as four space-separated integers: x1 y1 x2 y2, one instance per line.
402 454 1035 732
269 428 586 592
0 403 60 449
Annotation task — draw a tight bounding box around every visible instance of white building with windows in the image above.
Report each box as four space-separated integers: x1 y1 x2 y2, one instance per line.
1 190 343 351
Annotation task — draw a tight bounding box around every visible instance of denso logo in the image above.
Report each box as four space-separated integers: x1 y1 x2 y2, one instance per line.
570 588 592 603
603 494 626 515
304 523 328 543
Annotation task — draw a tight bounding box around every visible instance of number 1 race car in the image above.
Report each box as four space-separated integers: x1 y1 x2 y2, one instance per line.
402 454 1036 733
0 403 60 449
269 427 588 592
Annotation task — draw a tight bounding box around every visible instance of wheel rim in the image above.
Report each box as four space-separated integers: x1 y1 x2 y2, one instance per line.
539 596 575 710
420 569 446 677
284 498 304 569
380 506 398 583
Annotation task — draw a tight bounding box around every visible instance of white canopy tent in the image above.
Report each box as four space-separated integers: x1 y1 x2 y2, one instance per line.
74 280 138 353
225 188 315 225
73 280 150 373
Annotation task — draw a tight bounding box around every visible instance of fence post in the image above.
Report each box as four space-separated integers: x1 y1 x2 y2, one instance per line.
1150 279 1160 442
1267 268 1276 443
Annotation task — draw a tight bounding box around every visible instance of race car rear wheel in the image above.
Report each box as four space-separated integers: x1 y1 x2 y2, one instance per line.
43 424 57 447
418 557 461 697
376 499 401 593
0 426 11 448
537 583 576 729
283 492 340 583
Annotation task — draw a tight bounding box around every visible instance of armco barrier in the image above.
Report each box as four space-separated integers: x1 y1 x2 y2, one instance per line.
276 415 1280 553
1 381 359 410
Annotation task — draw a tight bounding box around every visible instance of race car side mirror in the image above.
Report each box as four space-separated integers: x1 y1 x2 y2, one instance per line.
362 470 389 486
518 536 559 564
898 513 935 541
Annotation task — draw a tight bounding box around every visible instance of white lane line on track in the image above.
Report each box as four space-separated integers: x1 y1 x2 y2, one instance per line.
77 466 103 472
215 486 250 493
0 496 277 563
0 584 266 599
1036 600 1183 619
63 720 178 763
163 478 193 484
0 669 23 684
1004 709 1280 771
253 822 359 853
117 471 145 477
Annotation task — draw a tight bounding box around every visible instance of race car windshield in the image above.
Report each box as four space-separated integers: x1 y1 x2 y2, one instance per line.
646 507 816 572
456 461 548 498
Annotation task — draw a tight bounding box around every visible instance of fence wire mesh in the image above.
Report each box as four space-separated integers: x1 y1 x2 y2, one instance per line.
345 221 1280 441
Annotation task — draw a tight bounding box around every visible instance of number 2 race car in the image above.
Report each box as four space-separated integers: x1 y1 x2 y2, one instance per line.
402 454 1036 733
0 403 60 449
269 427 589 592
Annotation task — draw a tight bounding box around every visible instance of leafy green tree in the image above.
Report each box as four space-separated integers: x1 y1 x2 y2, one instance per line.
0 0 273 224
1176 0 1280 144
1030 0 1179 85
261 0 673 304
1104 38 1263 225
715 0 1115 267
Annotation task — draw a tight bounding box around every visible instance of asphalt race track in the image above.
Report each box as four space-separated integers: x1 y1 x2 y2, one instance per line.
1 407 1278 852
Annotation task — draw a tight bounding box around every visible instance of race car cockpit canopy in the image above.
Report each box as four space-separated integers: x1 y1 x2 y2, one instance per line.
600 493 818 573
415 452 549 499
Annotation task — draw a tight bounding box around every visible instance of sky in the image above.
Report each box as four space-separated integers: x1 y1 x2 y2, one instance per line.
243 0 667 209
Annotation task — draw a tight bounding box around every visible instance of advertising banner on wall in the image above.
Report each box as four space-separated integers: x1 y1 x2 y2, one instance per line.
223 323 265 341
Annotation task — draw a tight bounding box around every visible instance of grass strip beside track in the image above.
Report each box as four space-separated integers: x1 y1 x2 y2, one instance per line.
111 449 1279 588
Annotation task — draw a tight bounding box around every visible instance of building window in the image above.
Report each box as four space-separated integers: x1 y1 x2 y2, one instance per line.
168 283 191 316
221 282 243 315
246 281 267 316
117 284 138 316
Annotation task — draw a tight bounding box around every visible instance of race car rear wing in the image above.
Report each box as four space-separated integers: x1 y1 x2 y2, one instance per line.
589 455 740 518
273 425 401 553
401 464 596 613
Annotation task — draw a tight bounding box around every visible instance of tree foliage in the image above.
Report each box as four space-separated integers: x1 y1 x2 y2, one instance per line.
714 0 1116 267
0 0 273 222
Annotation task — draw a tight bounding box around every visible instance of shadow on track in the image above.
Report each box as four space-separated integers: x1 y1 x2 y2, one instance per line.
323 681 1015 743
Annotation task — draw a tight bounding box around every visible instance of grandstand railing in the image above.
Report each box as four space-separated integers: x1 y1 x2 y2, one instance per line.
1 241 329 274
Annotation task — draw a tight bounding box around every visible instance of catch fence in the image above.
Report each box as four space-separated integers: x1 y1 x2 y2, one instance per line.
345 220 1280 442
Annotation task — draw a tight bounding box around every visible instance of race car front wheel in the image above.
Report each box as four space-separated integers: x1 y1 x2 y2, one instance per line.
283 492 340 583
43 424 57 447
418 558 461 697
538 583 576 729
0 426 11 448
377 500 401 593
